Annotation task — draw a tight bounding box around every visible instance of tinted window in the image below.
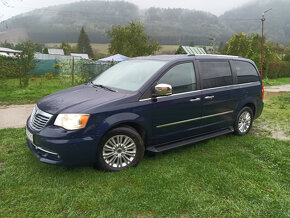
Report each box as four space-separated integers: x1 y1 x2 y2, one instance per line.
158 62 196 94
234 61 259 84
199 61 233 89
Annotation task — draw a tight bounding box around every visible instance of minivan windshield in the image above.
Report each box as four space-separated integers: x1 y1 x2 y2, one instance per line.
92 60 167 91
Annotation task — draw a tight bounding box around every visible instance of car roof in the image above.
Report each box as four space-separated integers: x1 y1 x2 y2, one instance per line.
131 54 246 62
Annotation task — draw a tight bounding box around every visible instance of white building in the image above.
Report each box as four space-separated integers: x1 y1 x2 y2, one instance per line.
0 47 22 57
47 48 64 55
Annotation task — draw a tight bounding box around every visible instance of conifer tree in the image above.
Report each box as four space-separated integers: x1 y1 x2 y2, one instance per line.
77 27 94 58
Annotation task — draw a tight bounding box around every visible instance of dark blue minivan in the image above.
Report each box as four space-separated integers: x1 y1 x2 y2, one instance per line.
26 54 264 171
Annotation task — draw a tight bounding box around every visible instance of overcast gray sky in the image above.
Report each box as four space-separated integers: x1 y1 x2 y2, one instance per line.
0 0 255 21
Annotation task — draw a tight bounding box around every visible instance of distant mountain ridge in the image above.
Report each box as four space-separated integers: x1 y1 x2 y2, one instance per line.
0 0 289 45
219 0 290 44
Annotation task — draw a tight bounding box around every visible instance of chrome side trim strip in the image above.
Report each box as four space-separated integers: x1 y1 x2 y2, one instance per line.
156 111 233 128
139 81 259 102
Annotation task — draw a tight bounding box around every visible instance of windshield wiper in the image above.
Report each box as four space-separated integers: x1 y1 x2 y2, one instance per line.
87 82 116 92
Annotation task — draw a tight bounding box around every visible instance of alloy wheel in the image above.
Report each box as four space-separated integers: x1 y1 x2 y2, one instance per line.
102 135 137 168
238 111 252 133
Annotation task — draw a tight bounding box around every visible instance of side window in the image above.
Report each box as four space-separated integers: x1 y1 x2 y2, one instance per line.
199 61 233 89
158 62 196 94
234 61 259 84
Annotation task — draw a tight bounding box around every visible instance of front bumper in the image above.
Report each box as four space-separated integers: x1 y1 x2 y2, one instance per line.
26 124 100 166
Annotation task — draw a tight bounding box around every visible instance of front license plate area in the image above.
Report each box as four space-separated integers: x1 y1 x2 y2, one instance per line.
26 127 34 143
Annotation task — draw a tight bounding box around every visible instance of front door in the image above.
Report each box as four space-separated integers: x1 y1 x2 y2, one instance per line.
151 62 203 146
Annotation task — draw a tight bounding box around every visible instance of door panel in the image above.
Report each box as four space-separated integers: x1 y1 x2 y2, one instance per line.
151 62 202 146
152 91 203 145
200 87 235 132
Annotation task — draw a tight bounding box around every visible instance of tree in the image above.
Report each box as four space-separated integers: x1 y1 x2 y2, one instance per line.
107 21 161 57
14 42 44 53
0 56 18 79
59 41 72 55
0 40 14 49
77 27 93 58
283 47 290 61
43 48 48 54
223 33 280 77
17 41 36 87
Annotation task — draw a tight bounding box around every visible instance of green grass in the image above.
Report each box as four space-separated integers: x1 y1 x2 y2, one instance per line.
255 93 290 137
0 77 72 105
0 93 289 217
0 129 289 217
263 77 290 86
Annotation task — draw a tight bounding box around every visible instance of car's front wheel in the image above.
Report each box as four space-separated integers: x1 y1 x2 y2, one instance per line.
96 126 144 171
234 107 253 136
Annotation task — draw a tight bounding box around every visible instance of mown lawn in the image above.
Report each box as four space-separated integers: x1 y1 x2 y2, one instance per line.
0 94 289 217
0 77 72 105
255 93 290 137
262 77 290 86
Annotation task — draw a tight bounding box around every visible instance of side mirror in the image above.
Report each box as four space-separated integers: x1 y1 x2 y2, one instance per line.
154 83 172 96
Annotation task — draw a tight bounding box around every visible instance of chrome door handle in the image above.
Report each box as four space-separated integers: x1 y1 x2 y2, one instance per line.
190 98 201 102
204 96 214 100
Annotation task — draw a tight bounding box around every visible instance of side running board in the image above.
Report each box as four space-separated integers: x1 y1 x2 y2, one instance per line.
147 127 234 153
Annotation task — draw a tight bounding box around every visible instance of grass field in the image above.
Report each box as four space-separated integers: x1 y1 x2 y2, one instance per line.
255 92 290 138
0 93 289 216
262 77 290 86
0 77 72 105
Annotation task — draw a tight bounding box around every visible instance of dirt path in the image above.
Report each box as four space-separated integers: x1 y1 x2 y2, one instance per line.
264 84 290 92
0 104 34 129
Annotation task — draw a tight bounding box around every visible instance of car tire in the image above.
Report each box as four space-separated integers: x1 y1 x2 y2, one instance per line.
96 126 145 171
234 106 253 136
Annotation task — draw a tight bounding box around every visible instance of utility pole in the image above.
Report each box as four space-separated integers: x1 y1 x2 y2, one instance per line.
260 8 272 79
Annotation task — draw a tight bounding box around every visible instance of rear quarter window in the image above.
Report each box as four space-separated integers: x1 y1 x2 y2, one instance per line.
199 61 233 89
234 61 259 84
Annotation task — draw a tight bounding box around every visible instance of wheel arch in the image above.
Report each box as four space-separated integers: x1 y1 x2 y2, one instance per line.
235 98 257 119
106 122 147 143
243 102 256 117
98 112 150 147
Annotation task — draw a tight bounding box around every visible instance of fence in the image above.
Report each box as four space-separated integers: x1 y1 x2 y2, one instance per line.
29 59 112 85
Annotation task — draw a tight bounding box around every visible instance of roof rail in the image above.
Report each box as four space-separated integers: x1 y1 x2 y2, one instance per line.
190 54 241 58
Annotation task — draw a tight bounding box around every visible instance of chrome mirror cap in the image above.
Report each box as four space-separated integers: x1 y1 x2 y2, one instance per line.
155 83 172 96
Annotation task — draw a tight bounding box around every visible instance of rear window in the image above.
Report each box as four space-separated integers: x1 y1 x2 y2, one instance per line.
234 61 259 84
199 61 233 89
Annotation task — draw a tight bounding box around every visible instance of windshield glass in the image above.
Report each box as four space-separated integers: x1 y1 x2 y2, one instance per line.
92 60 167 91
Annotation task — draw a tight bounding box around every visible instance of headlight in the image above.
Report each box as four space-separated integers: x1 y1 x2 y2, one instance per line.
54 114 90 130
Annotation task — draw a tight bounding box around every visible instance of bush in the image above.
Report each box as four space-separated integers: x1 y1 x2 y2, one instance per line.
267 61 290 79
44 72 55 80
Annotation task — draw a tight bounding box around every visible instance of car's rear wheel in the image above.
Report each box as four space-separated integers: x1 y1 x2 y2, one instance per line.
234 107 253 136
96 126 144 171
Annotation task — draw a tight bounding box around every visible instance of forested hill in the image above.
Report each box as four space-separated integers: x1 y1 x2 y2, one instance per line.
219 0 290 44
0 0 289 45
0 1 139 43
0 1 232 45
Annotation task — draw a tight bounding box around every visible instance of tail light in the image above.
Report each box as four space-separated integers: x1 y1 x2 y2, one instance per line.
262 84 264 101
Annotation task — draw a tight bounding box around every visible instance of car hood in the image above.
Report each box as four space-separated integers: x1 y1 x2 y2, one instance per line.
37 84 132 114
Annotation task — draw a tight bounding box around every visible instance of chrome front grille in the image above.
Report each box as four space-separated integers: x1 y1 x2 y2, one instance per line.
30 105 52 131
